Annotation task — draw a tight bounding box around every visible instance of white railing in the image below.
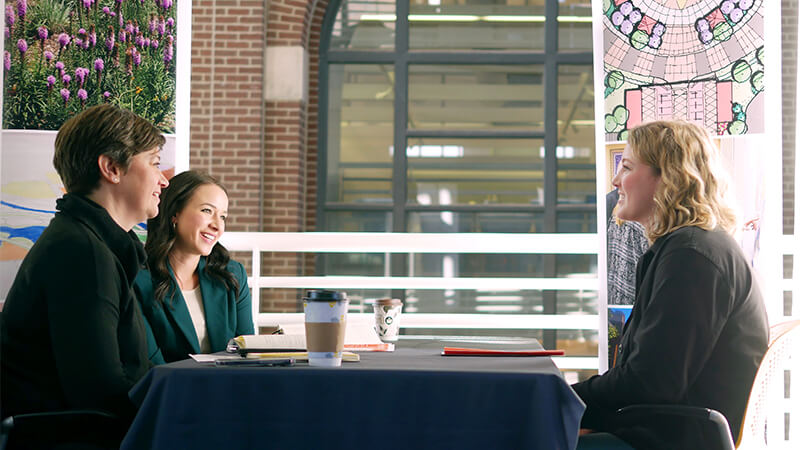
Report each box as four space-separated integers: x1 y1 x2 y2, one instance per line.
220 232 600 370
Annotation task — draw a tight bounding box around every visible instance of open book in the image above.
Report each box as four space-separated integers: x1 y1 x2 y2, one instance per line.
228 321 394 355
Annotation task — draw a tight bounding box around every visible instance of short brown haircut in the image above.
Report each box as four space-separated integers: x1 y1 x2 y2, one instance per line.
53 104 166 195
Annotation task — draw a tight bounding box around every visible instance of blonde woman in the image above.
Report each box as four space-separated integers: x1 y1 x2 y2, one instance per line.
573 121 768 450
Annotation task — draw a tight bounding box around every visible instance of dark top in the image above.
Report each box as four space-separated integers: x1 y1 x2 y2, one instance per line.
134 257 253 364
1 194 151 419
573 226 768 449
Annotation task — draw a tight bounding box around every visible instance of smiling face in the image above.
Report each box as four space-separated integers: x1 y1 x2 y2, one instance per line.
116 147 169 224
611 144 661 226
172 183 229 257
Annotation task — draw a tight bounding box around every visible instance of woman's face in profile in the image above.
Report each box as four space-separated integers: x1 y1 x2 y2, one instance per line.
172 183 229 257
117 147 169 223
612 144 660 225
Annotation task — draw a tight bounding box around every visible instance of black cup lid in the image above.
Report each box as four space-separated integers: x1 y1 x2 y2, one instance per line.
304 289 347 301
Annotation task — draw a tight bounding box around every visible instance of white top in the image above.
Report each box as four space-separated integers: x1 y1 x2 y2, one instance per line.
182 286 211 353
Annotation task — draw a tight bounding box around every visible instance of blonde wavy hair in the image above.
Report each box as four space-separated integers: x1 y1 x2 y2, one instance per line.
627 120 737 242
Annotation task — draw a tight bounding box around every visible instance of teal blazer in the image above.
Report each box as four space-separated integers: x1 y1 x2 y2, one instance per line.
134 257 254 364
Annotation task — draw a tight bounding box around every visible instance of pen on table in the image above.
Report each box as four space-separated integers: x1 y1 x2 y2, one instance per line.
214 358 295 367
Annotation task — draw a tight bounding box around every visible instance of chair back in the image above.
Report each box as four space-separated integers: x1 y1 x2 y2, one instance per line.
735 320 800 448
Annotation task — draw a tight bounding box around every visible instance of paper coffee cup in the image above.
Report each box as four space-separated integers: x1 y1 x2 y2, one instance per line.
373 298 403 342
303 290 348 367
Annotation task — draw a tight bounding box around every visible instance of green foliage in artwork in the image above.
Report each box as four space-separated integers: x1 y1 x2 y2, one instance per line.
750 70 763 93
617 129 628 141
603 0 612 15
731 60 751 83
613 105 628 125
713 21 733 42
604 114 617 133
756 46 764 66
728 120 747 135
629 30 648 50
604 70 623 98
3 0 177 131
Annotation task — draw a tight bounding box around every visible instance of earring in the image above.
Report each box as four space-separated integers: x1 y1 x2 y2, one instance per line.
172 222 177 230
112 177 119 183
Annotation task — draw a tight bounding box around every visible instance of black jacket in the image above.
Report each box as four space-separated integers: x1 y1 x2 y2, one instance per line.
1 194 151 420
573 226 768 449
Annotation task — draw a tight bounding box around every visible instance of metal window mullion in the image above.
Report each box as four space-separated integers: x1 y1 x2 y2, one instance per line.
542 0 559 350
391 0 409 299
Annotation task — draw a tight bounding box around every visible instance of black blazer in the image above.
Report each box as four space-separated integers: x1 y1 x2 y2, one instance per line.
573 226 768 449
0 194 151 420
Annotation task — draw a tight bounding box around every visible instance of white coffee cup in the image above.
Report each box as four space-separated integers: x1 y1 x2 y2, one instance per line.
303 290 348 367
373 298 403 342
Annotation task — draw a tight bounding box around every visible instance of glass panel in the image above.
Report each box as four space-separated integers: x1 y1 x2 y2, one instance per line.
557 211 596 233
326 65 394 203
325 211 392 232
556 253 597 279
557 64 595 205
409 0 546 50
329 0 395 50
408 211 543 233
404 289 545 314
410 253 546 278
408 65 544 131
558 0 593 51
406 139 545 205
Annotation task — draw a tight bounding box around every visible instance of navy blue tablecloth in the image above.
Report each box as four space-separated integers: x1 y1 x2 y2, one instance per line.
122 339 585 450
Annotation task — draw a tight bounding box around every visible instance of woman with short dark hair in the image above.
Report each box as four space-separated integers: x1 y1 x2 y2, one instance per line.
134 170 253 364
1 104 168 433
574 120 768 450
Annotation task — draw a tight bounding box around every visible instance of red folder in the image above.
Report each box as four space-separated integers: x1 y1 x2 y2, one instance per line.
442 347 565 357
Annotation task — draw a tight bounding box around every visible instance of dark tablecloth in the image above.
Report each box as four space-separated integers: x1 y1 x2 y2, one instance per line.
122 339 585 450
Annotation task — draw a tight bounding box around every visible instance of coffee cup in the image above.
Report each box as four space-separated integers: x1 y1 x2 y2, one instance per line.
303 290 348 367
373 298 403 342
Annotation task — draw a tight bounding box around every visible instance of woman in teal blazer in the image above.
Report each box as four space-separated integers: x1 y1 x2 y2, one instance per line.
134 171 254 364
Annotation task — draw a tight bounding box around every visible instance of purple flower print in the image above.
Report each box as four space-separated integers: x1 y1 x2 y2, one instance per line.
149 17 156 33
133 49 141 66
77 89 87 104
5 5 14 27
55 61 64 71
62 74 71 85
17 0 26 18
118 31 126 42
5 27 10 39
58 33 70 48
144 38 151 48
729 8 744 23
83 0 91 10
38 26 48 40
47 75 56 88
3 51 10 71
94 58 104 72
163 44 173 63
106 32 115 51
150 39 158 49
89 28 97 47
119 12 124 28
103 6 110 14
166 17 174 28
103 91 111 99
60 88 70 104
157 17 165 35
135 33 144 47
75 67 88 85
17 39 27 54
44 50 53 61
125 21 134 34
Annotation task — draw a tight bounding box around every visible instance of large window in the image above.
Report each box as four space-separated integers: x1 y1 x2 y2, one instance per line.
320 0 595 349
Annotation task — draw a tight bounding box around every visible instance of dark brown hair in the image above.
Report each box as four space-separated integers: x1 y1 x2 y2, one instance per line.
145 170 238 303
53 103 165 195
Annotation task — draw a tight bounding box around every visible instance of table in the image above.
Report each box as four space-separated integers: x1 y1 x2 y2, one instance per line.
122 338 585 450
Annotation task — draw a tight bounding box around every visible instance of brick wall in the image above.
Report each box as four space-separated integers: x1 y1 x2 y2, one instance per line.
189 0 265 232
